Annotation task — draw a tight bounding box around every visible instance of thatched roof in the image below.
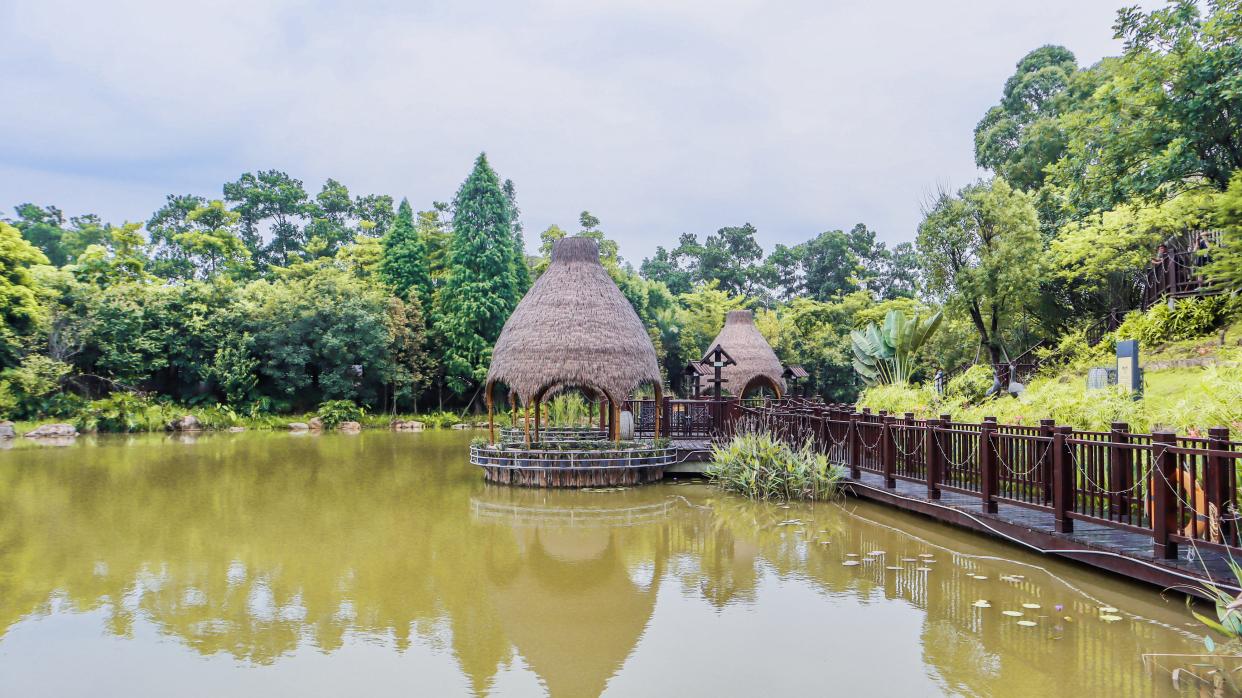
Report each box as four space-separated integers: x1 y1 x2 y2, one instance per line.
486 237 661 405
704 310 786 396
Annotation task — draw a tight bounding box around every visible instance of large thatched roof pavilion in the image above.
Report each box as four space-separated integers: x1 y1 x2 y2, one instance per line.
485 236 663 443
704 309 786 397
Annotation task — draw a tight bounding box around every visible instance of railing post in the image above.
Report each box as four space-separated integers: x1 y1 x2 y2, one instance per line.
1039 419 1055 504
1152 431 1179 560
1052 426 1074 533
979 417 998 513
1108 422 1130 519
1207 427 1231 544
925 416 941 500
848 412 861 479
881 413 896 488
660 396 671 438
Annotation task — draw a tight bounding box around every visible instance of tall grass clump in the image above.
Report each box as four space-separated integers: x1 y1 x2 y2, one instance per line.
707 430 844 501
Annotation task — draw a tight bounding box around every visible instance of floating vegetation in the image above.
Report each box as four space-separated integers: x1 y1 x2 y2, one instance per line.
868 551 886 556
842 561 860 566
917 567 933 572
846 553 859 557
1022 603 1042 609
972 600 992 608
1101 614 1124 622
1100 606 1118 613
886 566 904 571
1003 611 1024 617
1017 620 1037 627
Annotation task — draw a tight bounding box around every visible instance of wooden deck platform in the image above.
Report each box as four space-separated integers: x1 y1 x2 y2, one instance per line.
843 470 1241 596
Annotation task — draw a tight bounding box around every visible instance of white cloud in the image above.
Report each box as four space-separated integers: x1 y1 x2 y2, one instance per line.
0 0 1151 260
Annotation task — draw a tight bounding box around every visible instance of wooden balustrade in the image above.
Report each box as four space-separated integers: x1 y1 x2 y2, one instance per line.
730 400 1242 560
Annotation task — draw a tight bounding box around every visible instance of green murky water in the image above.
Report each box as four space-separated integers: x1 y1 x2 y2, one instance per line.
0 431 1219 696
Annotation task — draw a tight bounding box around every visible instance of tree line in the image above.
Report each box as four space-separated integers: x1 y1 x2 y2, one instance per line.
1 0 1240 420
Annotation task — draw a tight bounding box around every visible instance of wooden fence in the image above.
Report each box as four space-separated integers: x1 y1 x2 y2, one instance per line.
734 400 1242 561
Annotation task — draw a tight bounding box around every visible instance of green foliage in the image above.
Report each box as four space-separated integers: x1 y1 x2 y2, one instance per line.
380 199 433 310
917 178 1045 367
0 355 74 420
707 431 844 501
1114 296 1239 346
946 364 994 404
419 411 466 429
1053 0 1242 212
1207 170 1242 291
851 309 942 385
545 393 590 427
315 399 366 429
434 153 521 395
77 393 150 433
0 221 49 367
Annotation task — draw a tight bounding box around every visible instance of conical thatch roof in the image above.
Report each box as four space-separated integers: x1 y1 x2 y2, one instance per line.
486 237 660 405
705 310 786 397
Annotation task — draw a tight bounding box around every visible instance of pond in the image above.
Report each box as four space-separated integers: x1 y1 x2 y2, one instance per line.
0 431 1213 696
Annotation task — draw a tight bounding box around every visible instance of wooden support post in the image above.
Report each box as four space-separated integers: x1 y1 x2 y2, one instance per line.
848 412 861 479
1039 419 1055 504
1207 427 1231 544
1052 426 1074 533
487 401 495 445
979 417 998 514
599 399 607 432
925 416 941 500
653 388 662 440
1108 422 1130 519
1152 431 1179 559
524 403 531 447
533 399 541 444
881 413 895 488
612 402 621 444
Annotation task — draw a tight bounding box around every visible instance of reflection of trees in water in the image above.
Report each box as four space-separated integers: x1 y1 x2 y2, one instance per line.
0 435 1197 697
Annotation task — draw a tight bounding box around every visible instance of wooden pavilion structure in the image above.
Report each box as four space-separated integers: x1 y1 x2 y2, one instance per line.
483 236 664 444
704 310 786 398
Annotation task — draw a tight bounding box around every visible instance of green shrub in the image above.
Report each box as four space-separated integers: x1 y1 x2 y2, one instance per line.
1115 296 1240 347
855 383 942 419
708 431 844 501
0 356 74 420
315 399 366 429
946 364 993 403
77 393 151 433
420 411 465 429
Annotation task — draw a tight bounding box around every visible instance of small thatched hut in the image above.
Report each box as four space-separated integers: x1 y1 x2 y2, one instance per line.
704 309 786 397
485 237 663 441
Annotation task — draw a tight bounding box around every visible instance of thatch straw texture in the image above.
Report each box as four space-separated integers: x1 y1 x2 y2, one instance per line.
705 310 786 396
486 237 661 405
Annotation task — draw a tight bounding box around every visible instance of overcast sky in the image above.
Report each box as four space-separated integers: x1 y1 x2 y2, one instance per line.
1 0 1152 263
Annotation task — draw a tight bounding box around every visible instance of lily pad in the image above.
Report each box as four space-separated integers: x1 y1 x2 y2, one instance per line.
916 567 933 572
972 600 991 608
1002 610 1024 617
1017 620 1037 627
842 561 861 566
1022 603 1041 609
886 566 904 570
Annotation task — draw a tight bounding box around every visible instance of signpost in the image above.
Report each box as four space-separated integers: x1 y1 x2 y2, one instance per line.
1116 340 1141 396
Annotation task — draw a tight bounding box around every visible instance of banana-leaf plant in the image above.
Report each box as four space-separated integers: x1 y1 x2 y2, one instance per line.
851 309 942 386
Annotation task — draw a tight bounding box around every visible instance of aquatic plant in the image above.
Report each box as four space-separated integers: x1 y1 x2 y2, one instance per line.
707 430 844 501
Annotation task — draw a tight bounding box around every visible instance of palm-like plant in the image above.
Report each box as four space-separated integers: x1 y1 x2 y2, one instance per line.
851 309 942 386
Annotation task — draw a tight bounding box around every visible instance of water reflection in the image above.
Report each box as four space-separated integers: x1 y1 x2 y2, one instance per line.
0 431 1209 696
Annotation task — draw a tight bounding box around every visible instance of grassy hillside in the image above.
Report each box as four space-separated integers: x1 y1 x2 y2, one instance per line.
858 315 1242 434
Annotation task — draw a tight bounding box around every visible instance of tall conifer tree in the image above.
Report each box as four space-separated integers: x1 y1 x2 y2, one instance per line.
434 153 520 395
503 178 531 293
380 199 433 311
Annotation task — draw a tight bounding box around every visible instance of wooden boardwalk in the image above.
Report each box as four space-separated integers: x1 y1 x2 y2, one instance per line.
844 469 1241 596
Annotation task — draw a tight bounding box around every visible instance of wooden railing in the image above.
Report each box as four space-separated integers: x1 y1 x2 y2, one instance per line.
1141 231 1222 310
624 398 742 440
733 402 1242 560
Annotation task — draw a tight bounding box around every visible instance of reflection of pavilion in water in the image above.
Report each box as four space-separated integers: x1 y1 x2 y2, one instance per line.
469 485 672 697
